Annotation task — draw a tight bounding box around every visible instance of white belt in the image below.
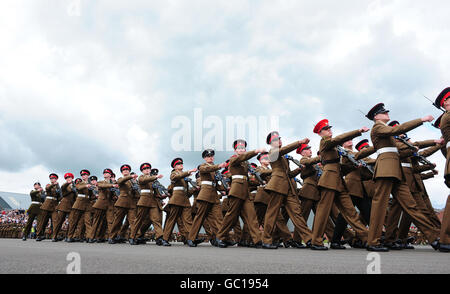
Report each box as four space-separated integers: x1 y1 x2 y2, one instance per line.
376 147 398 156
141 189 152 193
31 201 40 205
232 175 247 180
401 163 411 168
251 191 257 194
201 181 214 186
217 191 221 195
46 197 56 200
173 187 186 191
447 142 450 149
77 194 86 198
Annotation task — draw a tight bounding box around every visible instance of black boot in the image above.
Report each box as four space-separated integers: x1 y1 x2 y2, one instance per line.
385 242 403 250
187 240 197 247
292 241 307 249
209 239 217 247
108 238 116 244
51 238 58 242
216 238 228 248
161 239 171 246
194 238 205 245
439 243 450 252
22 236 27 241
129 239 138 245
367 245 389 252
330 242 346 249
310 244 328 250
155 237 163 246
431 239 440 250
262 243 278 249
66 238 75 243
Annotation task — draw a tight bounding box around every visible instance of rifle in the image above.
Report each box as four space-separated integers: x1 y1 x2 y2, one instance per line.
336 145 374 174
314 164 323 179
247 164 264 185
285 155 305 169
423 94 445 113
87 178 99 198
152 180 170 198
215 171 229 190
293 177 303 187
184 177 199 189
40 190 47 202
55 184 63 199
394 136 435 166
109 180 120 197
130 179 141 194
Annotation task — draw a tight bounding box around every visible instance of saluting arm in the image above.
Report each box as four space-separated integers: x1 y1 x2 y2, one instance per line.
230 150 258 166
354 146 375 160
300 156 321 166
138 175 158 185
170 171 190 182
321 130 362 150
117 175 133 186
419 144 443 158
199 164 221 173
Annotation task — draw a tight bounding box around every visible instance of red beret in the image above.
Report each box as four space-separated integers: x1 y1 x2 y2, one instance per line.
296 144 310 154
435 87 450 108
313 119 332 134
64 173 74 179
49 173 58 179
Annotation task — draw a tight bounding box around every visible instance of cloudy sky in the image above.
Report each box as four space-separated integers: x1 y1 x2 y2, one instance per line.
0 0 449 208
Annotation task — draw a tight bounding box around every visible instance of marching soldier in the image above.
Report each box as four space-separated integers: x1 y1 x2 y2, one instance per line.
22 183 44 241
129 163 164 245
311 120 370 250
36 174 62 241
187 149 227 247
221 167 243 244
261 133 312 249
216 140 265 248
329 139 375 249
435 88 450 252
51 173 77 241
66 170 93 242
366 103 440 251
253 153 297 248
109 165 138 244
161 158 197 246
88 169 118 242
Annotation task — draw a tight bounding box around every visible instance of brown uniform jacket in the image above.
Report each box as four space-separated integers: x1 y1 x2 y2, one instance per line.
114 176 134 209
40 183 61 212
343 147 375 198
72 181 93 211
299 156 321 201
229 150 258 200
317 130 362 192
137 175 159 207
93 180 115 210
370 119 423 181
27 190 43 215
265 142 301 196
197 163 222 204
440 111 450 176
56 182 77 212
254 166 272 205
168 170 191 207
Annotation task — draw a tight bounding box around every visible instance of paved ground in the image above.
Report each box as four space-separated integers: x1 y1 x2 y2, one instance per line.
0 239 448 274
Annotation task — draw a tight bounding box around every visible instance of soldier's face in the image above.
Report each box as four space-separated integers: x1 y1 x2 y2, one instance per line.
301 148 312 157
444 98 450 111
205 156 214 163
104 173 111 180
175 164 183 170
375 112 390 121
142 168 151 175
50 178 57 184
34 184 41 190
260 158 269 166
235 147 246 155
122 169 130 176
343 140 353 149
66 177 73 184
320 128 332 137
82 175 89 181
91 180 97 185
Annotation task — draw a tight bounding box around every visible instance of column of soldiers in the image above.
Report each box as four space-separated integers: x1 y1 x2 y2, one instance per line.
6 90 450 253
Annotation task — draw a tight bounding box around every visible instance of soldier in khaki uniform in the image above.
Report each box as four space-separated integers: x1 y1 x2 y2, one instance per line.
366 103 440 251
311 120 370 250
434 88 450 252
129 163 164 245
220 168 243 244
328 140 375 249
52 173 77 241
261 133 312 249
253 153 297 248
161 158 197 246
23 183 44 241
36 174 62 241
109 165 138 244
188 149 227 247
216 140 265 248
88 169 118 242
66 170 93 242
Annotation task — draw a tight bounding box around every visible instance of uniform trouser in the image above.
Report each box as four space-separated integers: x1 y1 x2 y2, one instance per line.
137 207 164 240
110 207 136 240
298 198 338 242
263 192 311 245
312 188 368 246
89 208 107 240
67 209 85 239
217 196 261 244
221 207 243 241
163 205 192 241
23 212 39 237
331 195 372 243
441 195 450 244
368 178 440 246
36 210 56 237
395 191 440 243
52 210 70 239
189 201 222 241
255 202 292 242
422 194 442 228
118 207 137 239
